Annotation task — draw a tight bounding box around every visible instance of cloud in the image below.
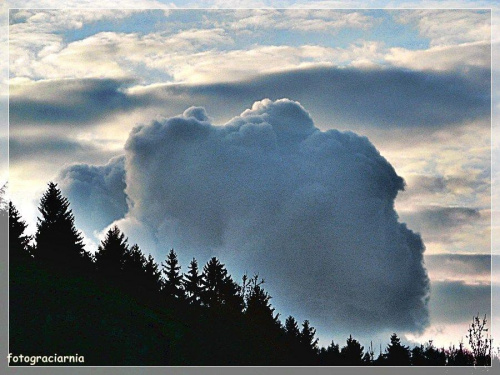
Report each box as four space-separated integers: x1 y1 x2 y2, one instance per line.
218 9 377 33
64 99 430 338
405 206 482 231
58 156 128 241
10 65 490 132
9 135 97 162
392 9 491 47
9 78 143 126
386 42 491 72
428 280 491 324
425 254 493 284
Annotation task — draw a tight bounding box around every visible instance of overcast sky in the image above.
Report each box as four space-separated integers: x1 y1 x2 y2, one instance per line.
3 1 499 350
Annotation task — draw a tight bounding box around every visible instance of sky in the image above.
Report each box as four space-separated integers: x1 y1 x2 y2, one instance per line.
2 0 499 351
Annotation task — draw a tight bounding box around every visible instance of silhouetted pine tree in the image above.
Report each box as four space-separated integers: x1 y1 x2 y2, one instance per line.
123 244 147 294
410 344 426 366
183 258 203 305
283 316 303 365
244 275 279 327
385 333 411 365
423 340 446 365
9 202 32 262
319 341 341 365
143 254 162 293
340 335 365 365
284 315 301 338
95 225 129 278
34 182 89 270
201 257 243 311
299 320 319 364
162 249 185 301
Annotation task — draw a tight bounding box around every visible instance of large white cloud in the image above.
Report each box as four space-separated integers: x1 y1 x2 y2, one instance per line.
62 99 430 338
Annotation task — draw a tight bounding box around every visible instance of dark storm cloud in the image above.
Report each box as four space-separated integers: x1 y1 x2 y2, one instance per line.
9 65 490 130
9 78 145 126
58 156 128 238
60 98 428 337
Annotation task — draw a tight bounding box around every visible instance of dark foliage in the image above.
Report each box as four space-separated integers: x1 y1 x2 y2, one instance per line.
340 335 365 365
162 249 185 302
8 183 498 366
385 333 411 366
34 182 91 272
183 258 203 305
9 202 32 262
94 225 129 278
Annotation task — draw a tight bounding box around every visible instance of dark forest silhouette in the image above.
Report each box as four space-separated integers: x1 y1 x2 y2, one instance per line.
4 182 496 366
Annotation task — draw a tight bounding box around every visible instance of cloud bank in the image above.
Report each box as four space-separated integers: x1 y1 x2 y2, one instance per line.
10 65 490 131
61 98 429 337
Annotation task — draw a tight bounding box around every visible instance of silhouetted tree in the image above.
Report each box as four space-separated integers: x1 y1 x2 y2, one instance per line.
162 249 185 301
447 342 474 366
467 314 492 366
423 340 446 365
284 316 300 339
183 258 203 305
410 344 426 366
123 244 147 293
385 333 411 365
95 225 128 277
143 254 162 293
34 182 89 270
362 341 375 365
341 335 365 365
319 341 341 365
299 320 319 357
0 183 7 220
243 274 279 327
9 202 32 262
201 257 243 311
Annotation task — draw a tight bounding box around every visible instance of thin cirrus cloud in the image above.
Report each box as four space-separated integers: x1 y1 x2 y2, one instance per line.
59 98 430 339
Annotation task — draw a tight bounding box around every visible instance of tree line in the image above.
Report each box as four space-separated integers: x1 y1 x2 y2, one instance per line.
2 182 496 366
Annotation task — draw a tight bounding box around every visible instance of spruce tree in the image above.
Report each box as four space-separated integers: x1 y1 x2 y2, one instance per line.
9 202 32 262
299 319 319 363
95 225 128 278
284 316 300 338
162 249 184 301
385 333 411 365
123 243 147 293
144 254 162 293
183 258 203 305
340 335 365 365
34 182 87 270
201 257 243 311
244 275 279 327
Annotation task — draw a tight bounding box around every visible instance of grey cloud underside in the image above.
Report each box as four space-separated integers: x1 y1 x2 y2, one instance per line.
10 66 490 129
404 206 482 230
58 156 128 237
429 280 491 325
425 254 493 281
9 136 95 162
62 99 430 337
9 78 143 126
